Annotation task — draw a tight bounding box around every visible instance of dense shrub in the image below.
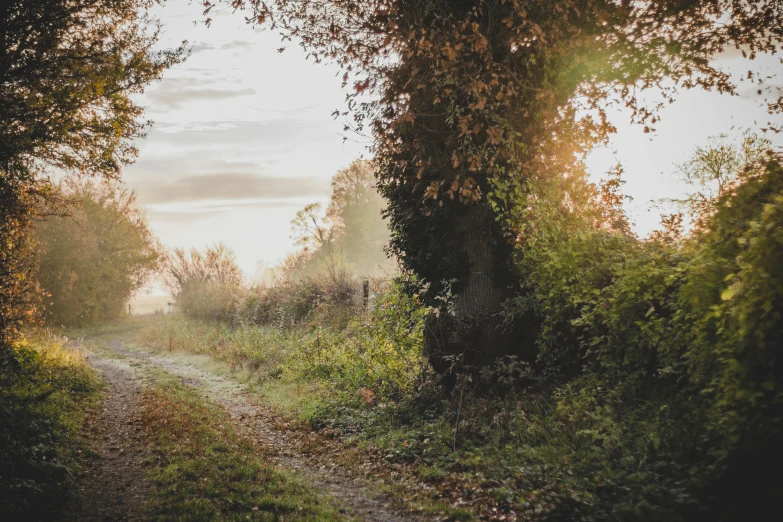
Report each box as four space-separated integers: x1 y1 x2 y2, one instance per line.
165 244 243 322
502 153 783 518
284 277 428 402
242 272 363 330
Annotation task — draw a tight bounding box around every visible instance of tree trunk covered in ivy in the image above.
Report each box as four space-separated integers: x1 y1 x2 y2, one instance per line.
375 2 546 372
422 204 523 373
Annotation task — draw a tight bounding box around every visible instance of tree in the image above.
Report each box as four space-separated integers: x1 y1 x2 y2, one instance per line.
287 160 392 280
212 0 783 372
0 0 184 354
327 160 393 276
35 181 161 326
289 202 341 280
676 132 774 223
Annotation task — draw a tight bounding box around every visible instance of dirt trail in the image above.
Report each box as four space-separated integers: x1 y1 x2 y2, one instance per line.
68 342 150 521
76 335 422 522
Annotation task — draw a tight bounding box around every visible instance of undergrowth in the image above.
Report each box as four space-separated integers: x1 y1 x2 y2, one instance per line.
138 314 295 375
0 331 100 520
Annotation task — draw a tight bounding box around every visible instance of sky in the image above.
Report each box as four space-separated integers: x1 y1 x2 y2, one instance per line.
126 0 783 287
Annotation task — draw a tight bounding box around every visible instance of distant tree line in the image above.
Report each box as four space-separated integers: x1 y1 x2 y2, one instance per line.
35 181 161 327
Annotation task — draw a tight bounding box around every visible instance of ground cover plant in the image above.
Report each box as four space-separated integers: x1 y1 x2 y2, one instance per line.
0 331 100 519
141 376 347 521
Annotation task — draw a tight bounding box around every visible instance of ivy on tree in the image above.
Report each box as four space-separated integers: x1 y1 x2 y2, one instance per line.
214 0 783 371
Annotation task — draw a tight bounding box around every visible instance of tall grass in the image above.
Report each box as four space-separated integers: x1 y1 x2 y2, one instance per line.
140 315 298 375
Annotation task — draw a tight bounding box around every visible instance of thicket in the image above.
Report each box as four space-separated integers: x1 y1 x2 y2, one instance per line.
34 181 161 327
165 244 244 322
242 274 361 330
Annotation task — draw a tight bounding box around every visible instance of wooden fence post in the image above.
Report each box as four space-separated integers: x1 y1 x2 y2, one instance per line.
363 279 370 310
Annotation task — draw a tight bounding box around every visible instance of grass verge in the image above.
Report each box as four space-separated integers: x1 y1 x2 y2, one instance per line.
141 377 348 521
0 331 101 520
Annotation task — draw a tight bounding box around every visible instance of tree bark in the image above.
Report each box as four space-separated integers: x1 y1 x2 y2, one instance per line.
423 203 526 374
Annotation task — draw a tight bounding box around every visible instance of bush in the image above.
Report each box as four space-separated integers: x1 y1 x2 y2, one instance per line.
506 153 783 518
284 277 428 402
242 272 363 330
165 244 243 322
0 331 100 518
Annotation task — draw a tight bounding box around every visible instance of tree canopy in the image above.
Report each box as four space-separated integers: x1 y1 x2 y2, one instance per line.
0 0 184 352
35 181 161 327
286 160 392 280
213 0 783 369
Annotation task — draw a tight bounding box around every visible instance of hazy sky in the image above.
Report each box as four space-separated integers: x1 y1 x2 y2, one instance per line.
127 0 783 281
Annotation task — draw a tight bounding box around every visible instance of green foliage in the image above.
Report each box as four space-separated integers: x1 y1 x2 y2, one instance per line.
34 180 161 327
504 153 783 518
0 331 100 518
141 314 295 375
165 244 244 322
683 156 783 487
221 0 783 365
0 173 40 354
284 277 428 402
0 0 183 355
263 147 783 520
244 272 361 330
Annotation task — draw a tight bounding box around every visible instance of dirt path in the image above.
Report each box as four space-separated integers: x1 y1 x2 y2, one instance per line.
68 342 150 521
75 335 423 522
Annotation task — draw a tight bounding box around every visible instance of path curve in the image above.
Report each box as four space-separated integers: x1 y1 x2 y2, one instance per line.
83 335 423 522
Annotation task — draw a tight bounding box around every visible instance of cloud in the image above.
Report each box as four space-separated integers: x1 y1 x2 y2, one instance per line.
190 40 254 54
144 84 257 110
145 199 312 223
129 152 274 177
134 173 328 206
143 119 335 149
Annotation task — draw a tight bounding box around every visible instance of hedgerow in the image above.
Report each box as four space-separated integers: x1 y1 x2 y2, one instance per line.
0 332 100 519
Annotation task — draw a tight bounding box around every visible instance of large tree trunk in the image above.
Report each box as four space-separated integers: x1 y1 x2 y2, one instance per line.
423 203 526 374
